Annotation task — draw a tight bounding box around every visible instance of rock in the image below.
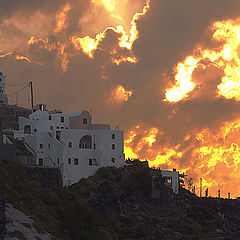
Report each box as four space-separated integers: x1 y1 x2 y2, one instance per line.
0 193 6 238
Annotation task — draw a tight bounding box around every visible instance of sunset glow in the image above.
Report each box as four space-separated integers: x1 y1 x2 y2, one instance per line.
2 0 240 199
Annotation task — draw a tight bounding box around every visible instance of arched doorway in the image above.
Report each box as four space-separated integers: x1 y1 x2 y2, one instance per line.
79 135 92 149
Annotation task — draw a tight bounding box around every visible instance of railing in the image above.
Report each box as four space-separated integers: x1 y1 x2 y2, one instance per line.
24 142 36 156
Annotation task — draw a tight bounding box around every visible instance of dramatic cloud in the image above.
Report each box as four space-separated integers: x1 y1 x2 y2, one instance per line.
2 0 240 197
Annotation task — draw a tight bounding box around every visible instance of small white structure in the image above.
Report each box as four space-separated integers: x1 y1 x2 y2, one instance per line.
0 72 8 104
14 106 125 186
161 169 179 194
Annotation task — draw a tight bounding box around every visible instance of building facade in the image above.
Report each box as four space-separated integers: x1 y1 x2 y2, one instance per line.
161 169 180 194
14 107 125 186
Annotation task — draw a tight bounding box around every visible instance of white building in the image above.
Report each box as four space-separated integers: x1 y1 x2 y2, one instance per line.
14 106 125 186
161 169 180 194
0 72 8 104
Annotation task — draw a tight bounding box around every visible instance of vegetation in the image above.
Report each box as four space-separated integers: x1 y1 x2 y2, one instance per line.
0 160 100 240
8 230 25 240
1 159 240 240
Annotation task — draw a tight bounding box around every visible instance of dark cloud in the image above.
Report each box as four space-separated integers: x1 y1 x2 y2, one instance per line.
1 0 240 181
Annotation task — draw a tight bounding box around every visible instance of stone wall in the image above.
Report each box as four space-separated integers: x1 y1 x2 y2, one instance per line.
0 145 16 161
26 167 63 188
0 104 31 130
0 193 6 239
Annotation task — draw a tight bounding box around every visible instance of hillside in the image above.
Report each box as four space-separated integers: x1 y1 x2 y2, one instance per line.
1 160 240 240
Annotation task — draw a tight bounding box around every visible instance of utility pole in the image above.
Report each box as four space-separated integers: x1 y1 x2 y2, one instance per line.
29 82 34 111
200 178 202 198
218 190 221 199
205 188 209 197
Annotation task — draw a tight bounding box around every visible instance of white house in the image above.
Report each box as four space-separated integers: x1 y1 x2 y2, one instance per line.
14 105 125 186
161 169 180 194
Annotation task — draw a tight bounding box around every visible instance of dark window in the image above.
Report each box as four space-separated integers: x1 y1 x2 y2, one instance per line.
34 129 37 133
61 117 64 123
83 118 87 124
48 143 50 148
68 158 71 164
49 115 52 120
50 126 54 130
74 158 78 165
57 126 59 129
111 157 115 163
24 125 31 134
79 135 92 149
112 134 115 139
69 142 72 148
57 158 60 164
40 144 43 149
112 144 115 150
66 127 69 129
39 158 43 166
61 127 64 129
89 159 93 166
94 143 96 149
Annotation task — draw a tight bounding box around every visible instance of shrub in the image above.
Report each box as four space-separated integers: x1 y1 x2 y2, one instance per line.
21 222 32 229
8 230 25 240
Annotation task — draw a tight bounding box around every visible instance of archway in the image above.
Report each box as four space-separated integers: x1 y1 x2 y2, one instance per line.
79 135 92 149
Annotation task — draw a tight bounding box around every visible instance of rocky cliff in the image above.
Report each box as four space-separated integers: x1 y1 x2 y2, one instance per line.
1 159 240 240
0 104 31 130
0 193 6 239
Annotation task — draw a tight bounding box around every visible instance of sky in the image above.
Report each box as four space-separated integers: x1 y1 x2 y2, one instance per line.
1 0 240 197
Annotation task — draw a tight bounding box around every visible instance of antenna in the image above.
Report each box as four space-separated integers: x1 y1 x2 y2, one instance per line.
29 82 34 111
90 108 93 122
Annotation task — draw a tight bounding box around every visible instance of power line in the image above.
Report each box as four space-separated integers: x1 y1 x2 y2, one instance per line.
7 84 29 96
6 82 29 87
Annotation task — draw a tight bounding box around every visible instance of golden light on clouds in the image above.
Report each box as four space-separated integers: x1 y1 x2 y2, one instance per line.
165 18 240 103
109 85 133 103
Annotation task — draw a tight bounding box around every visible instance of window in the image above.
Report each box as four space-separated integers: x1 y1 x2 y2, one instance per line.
50 126 54 130
57 158 60 165
79 135 92 149
68 158 71 164
74 158 78 165
48 143 51 149
112 134 115 139
38 158 43 166
61 127 64 129
40 144 43 149
68 142 72 148
57 126 59 129
89 159 93 166
24 125 31 134
34 129 37 133
94 143 96 149
83 118 87 124
49 115 52 120
61 117 64 123
111 157 115 163
112 144 115 150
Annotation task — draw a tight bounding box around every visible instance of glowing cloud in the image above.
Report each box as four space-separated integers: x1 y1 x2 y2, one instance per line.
109 85 133 103
54 3 71 33
165 56 199 102
165 18 240 102
72 1 150 63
